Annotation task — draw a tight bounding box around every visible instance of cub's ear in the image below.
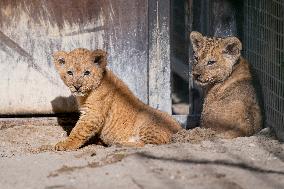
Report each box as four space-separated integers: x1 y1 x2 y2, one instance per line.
53 51 67 68
190 31 204 52
222 37 242 56
92 49 108 68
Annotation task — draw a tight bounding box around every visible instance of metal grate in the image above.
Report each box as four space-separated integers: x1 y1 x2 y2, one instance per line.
243 0 284 140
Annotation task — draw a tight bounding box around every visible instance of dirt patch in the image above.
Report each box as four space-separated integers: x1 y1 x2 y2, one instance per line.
172 127 217 143
0 125 284 189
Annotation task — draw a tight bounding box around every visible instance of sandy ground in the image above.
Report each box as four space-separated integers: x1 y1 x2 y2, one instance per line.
1 124 284 189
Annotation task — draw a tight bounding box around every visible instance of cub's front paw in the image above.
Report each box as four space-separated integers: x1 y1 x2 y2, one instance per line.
54 140 81 151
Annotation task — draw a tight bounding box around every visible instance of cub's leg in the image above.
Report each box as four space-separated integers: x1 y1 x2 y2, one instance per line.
204 100 256 138
55 114 105 151
139 125 170 145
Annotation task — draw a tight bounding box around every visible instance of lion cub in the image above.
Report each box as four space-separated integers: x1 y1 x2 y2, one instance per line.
53 48 181 150
189 31 262 138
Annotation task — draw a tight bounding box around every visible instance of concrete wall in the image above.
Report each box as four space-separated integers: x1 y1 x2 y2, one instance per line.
0 0 148 115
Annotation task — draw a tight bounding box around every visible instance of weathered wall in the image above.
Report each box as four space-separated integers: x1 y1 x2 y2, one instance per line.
0 0 148 115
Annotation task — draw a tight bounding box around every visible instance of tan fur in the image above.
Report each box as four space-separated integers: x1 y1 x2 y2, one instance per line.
190 31 262 139
53 48 181 150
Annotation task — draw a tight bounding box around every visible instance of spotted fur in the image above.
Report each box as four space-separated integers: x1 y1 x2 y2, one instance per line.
190 31 262 138
53 48 181 150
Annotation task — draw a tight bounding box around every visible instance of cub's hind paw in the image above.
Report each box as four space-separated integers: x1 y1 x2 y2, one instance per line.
54 140 81 151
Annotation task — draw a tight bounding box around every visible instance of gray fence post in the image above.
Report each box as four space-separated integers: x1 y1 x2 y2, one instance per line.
148 0 172 114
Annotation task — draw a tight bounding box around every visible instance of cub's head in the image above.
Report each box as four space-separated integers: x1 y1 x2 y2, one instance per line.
53 48 107 96
190 31 242 86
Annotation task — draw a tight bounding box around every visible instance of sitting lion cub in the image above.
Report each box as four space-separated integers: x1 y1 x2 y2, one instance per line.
53 48 181 150
190 31 262 139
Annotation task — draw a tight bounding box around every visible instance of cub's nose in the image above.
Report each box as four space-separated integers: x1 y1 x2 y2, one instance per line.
192 72 201 79
74 85 82 91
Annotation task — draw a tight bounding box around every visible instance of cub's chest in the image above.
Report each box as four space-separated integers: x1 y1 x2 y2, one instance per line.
202 86 234 113
204 88 223 105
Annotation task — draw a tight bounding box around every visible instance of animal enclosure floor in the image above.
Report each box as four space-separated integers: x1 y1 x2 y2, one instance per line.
0 124 284 189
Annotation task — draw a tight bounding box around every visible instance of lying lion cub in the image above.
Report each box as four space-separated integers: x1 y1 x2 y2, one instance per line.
189 31 262 139
53 48 181 150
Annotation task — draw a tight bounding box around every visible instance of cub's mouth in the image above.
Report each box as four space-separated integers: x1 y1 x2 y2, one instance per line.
72 91 86 96
70 87 86 96
195 80 209 87
193 77 210 86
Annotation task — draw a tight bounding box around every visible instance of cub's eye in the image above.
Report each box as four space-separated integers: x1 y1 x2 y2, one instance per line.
93 56 101 64
207 61 216 65
67 71 73 76
84 71 90 76
58 58 65 64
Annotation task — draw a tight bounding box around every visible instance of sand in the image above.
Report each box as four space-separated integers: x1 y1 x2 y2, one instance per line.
1 124 284 189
